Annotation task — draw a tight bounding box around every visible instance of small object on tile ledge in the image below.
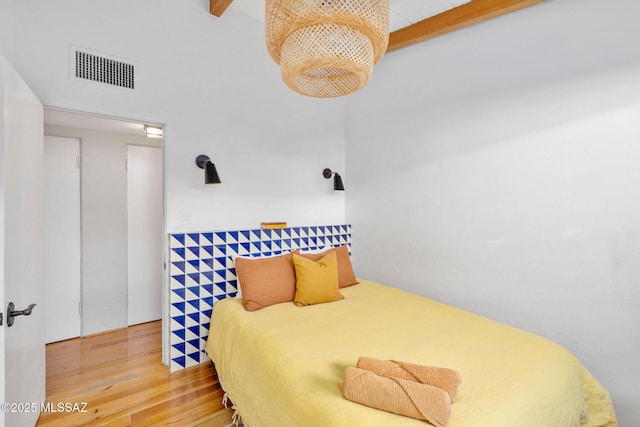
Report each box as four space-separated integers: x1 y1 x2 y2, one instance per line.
261 222 287 229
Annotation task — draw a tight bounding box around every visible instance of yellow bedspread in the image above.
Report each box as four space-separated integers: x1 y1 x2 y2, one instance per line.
205 280 616 427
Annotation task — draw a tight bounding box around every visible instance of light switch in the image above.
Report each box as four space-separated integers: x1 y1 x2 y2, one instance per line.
179 212 193 225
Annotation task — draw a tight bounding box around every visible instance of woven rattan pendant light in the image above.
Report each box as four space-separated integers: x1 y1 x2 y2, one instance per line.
266 0 389 98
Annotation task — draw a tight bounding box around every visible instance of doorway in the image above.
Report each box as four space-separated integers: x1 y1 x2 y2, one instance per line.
43 108 165 340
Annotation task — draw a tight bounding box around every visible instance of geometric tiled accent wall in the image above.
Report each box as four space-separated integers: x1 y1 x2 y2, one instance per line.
168 224 352 371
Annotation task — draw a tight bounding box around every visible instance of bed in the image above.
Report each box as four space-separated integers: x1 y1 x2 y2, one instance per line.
205 258 616 426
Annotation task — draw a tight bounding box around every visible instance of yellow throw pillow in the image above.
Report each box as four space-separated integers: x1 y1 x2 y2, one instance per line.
293 252 344 307
293 245 359 288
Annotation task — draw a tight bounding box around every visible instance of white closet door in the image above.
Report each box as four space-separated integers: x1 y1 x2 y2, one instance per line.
44 136 82 343
127 145 163 325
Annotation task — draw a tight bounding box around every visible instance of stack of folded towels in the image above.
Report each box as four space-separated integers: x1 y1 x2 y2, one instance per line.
342 357 462 427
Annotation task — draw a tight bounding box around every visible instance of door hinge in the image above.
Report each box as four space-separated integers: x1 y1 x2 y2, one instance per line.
77 155 82 169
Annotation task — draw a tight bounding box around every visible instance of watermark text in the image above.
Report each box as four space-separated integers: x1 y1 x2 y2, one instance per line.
1 402 88 413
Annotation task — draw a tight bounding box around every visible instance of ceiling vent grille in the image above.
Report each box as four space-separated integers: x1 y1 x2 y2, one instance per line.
74 50 135 89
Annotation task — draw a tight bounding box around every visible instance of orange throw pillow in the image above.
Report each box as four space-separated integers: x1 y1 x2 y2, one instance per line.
294 245 358 288
235 253 296 311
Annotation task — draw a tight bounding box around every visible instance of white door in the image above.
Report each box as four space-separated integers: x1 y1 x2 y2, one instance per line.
127 145 163 325
44 136 81 343
0 58 46 427
80 139 128 336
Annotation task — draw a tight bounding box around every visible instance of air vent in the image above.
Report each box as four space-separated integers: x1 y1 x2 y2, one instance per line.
74 50 134 89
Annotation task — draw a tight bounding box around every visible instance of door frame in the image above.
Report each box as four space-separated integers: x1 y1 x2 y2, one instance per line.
42 106 168 363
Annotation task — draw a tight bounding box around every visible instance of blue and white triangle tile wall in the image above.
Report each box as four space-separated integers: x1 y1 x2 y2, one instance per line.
168 224 352 371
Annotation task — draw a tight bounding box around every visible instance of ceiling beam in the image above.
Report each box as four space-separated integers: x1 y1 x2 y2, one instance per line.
387 0 545 53
210 0 234 17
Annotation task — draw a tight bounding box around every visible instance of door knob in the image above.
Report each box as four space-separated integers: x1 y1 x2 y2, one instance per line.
6 302 37 327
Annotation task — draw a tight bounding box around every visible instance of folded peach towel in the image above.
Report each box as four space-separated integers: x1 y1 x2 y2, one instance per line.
357 357 462 401
343 367 451 427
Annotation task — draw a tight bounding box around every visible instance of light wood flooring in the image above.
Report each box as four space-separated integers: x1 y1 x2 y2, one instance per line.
36 320 234 427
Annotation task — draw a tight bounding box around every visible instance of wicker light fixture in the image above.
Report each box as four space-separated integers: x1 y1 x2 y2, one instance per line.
266 0 389 98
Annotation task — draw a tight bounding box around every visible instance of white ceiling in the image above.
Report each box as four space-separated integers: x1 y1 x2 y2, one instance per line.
230 0 472 32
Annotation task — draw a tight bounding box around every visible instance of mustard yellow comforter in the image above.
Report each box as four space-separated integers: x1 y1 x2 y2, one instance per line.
205 280 616 427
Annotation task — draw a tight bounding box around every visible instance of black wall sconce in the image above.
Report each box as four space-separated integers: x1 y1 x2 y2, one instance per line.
196 155 222 184
323 168 344 191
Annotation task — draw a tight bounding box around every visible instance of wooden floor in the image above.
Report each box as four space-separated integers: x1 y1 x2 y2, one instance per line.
36 321 234 427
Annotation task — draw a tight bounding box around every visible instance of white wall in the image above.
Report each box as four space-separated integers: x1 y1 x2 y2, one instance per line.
0 0 11 61
12 0 346 234
346 0 640 424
